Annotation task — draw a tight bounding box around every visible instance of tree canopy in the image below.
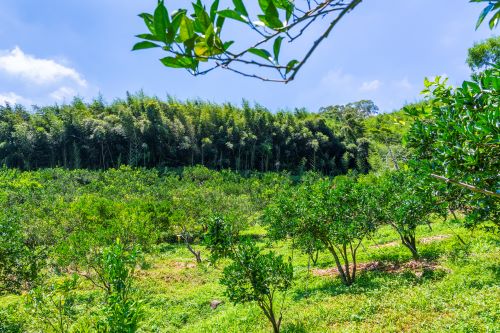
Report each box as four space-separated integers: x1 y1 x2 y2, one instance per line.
467 35 500 72
405 66 500 229
0 96 381 175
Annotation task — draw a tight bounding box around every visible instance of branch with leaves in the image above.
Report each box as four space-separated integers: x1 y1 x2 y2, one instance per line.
472 0 500 29
133 0 362 82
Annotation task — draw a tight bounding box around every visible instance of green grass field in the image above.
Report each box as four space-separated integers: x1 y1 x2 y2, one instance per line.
2 220 498 333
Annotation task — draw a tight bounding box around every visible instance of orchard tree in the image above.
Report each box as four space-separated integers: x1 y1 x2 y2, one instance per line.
378 171 444 260
205 216 293 333
405 2 499 230
0 215 44 294
26 275 80 333
405 67 500 229
89 240 143 332
265 176 379 286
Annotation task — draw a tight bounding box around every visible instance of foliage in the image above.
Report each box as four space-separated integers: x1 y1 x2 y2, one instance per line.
378 171 445 259
0 305 26 333
405 67 500 229
205 216 293 333
0 215 44 294
134 0 362 82
91 240 143 333
221 240 293 333
266 176 380 285
0 167 499 331
133 1 497 81
53 195 167 268
0 96 373 175
26 275 80 333
363 108 413 172
472 0 500 29
467 35 500 72
204 215 237 264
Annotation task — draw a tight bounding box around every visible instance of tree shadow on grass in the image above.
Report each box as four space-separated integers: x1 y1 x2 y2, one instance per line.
419 246 445 261
281 322 307 333
369 242 444 262
293 258 449 301
292 272 383 301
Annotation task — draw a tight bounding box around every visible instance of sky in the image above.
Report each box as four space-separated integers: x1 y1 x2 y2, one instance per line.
0 0 496 113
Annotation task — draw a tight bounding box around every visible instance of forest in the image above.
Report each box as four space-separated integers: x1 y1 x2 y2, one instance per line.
1 0 499 332
0 97 382 174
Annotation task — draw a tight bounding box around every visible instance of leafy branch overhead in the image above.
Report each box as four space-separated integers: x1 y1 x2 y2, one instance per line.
472 0 500 29
133 0 362 83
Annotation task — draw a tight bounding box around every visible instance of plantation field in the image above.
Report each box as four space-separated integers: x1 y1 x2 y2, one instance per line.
1 1 499 332
136 224 500 332
0 167 498 332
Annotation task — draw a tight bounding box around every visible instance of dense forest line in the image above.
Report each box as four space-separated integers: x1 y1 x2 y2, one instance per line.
0 96 398 174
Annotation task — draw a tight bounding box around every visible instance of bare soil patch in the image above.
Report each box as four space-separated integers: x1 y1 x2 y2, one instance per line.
172 261 197 269
371 240 399 249
370 234 451 249
313 259 446 277
419 234 451 244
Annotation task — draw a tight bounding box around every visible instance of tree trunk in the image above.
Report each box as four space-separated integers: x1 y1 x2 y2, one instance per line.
181 230 202 263
326 244 350 286
260 303 281 333
310 249 319 266
401 235 419 260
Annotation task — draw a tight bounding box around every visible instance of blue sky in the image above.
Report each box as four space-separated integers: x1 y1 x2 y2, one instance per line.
0 0 495 112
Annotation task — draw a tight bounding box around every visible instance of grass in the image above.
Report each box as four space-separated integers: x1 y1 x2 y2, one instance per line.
1 221 499 332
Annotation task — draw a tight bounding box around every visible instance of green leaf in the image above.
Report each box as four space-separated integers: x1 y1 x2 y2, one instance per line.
139 13 155 34
476 3 494 29
210 0 220 22
232 0 248 17
285 59 299 74
194 42 210 57
258 0 270 13
179 16 195 42
248 48 273 62
167 11 184 43
273 36 284 61
264 1 282 29
223 41 235 51
216 16 226 31
192 2 211 32
218 9 248 23
135 34 161 42
132 41 161 51
154 1 170 42
489 11 500 29
160 56 197 70
171 11 185 32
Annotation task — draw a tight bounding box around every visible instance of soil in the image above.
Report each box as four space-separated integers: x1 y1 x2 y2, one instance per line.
313 259 445 277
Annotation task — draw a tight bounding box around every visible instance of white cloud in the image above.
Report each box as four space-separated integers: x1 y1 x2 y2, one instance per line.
0 46 87 87
359 79 381 92
321 69 354 87
0 92 30 105
394 78 413 90
50 86 77 101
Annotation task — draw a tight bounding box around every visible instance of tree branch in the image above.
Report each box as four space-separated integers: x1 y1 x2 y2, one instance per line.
430 173 500 199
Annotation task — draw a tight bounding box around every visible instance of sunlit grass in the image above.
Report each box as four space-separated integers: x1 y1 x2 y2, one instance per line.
1 220 498 332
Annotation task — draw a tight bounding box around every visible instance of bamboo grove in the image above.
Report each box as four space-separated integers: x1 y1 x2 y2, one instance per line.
0 94 378 174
